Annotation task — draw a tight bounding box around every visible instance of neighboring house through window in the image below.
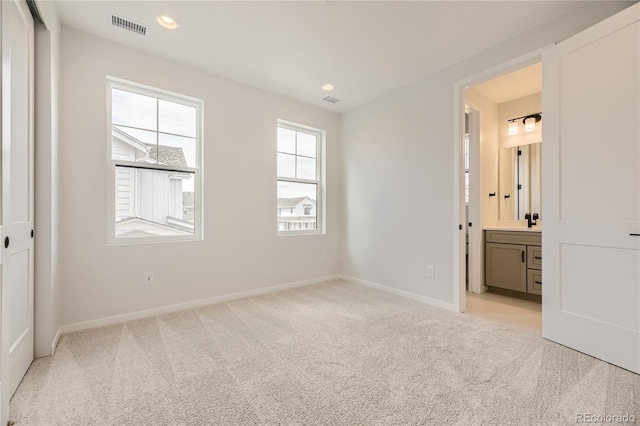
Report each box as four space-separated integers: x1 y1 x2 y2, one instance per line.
108 77 203 243
276 121 324 234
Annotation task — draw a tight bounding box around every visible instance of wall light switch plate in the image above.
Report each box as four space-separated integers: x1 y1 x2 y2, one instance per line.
427 266 435 277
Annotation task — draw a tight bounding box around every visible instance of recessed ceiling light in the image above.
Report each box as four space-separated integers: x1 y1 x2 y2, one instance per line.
156 15 178 30
322 83 335 91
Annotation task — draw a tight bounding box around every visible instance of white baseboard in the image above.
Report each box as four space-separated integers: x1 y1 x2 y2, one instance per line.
51 326 62 355
59 275 340 336
339 275 457 312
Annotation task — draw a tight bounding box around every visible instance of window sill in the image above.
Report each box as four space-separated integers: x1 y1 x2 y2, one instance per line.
107 235 203 246
277 230 324 237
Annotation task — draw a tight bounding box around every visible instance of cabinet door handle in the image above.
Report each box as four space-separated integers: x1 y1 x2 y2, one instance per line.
522 251 525 263
535 281 542 285
534 256 542 260
631 233 640 236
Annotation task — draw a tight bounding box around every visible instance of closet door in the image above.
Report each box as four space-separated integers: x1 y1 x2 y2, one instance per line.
542 3 639 373
0 0 35 422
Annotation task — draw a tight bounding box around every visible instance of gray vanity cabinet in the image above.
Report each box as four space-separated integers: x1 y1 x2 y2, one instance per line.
484 230 542 295
485 243 527 292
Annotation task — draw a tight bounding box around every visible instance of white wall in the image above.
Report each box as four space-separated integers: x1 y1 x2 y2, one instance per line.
34 2 62 357
59 27 341 327
339 2 632 306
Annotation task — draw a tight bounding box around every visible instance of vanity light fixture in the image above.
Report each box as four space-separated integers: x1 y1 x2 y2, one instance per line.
156 15 178 30
507 113 542 135
523 114 541 132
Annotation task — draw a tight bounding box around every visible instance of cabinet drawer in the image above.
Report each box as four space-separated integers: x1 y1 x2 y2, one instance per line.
485 230 541 245
527 246 542 270
527 269 542 295
485 243 527 293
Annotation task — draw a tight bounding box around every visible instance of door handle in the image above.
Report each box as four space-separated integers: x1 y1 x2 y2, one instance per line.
630 233 640 236
535 281 542 285
4 237 9 249
31 229 34 238
534 256 542 260
522 251 525 263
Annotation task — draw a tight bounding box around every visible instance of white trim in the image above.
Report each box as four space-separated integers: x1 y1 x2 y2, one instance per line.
50 327 62 355
339 275 457 312
108 76 203 106
452 45 553 314
57 275 340 335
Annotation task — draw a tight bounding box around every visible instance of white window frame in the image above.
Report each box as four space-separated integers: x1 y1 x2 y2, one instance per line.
277 120 325 236
106 76 204 245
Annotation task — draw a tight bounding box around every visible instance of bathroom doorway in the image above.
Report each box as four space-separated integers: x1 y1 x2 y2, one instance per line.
454 55 544 332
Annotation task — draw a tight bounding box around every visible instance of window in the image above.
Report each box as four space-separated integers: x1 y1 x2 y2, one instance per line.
107 77 202 244
464 112 470 204
276 121 323 234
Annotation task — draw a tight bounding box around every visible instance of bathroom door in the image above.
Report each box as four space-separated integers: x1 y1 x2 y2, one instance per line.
542 3 639 373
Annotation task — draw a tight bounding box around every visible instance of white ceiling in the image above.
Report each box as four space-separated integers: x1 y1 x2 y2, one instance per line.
54 1 587 113
472 62 542 104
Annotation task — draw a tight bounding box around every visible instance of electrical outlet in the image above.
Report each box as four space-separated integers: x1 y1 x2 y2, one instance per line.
144 272 154 285
427 265 435 277
321 252 327 261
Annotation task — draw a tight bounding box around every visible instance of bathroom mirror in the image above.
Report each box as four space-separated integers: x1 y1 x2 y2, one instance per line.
498 143 542 220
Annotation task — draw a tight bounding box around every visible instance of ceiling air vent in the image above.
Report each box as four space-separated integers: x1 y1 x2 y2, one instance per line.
112 15 147 36
323 96 340 104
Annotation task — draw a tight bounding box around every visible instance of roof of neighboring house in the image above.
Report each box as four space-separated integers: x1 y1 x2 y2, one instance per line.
277 197 315 208
112 126 149 153
112 126 188 167
148 144 188 167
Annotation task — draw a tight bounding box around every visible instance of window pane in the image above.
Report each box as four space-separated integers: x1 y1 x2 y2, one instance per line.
112 88 157 131
112 126 155 163
465 171 469 204
277 153 295 178
159 100 196 138
277 181 317 231
115 166 195 238
296 156 316 180
297 132 316 158
158 133 196 168
277 127 295 154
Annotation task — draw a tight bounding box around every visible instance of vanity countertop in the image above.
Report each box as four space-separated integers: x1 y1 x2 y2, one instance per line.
484 226 542 233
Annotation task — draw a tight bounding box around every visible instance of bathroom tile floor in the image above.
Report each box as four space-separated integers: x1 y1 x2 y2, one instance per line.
465 291 542 332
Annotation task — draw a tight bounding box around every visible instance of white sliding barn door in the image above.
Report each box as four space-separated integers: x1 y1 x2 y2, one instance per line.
542 3 640 373
0 0 35 421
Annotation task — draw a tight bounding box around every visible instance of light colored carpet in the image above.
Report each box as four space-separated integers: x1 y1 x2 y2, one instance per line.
10 280 640 425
